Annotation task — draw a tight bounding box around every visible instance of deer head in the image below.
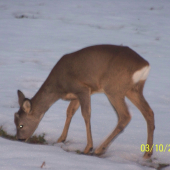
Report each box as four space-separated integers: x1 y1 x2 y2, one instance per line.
14 90 39 141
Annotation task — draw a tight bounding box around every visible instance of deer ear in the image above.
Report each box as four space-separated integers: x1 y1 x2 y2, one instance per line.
17 90 25 107
22 99 32 114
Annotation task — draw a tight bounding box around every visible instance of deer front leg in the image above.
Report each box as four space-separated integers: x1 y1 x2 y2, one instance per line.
57 99 80 143
78 90 93 154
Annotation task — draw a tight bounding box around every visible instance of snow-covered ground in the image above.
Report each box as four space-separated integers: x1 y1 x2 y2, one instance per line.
0 0 170 169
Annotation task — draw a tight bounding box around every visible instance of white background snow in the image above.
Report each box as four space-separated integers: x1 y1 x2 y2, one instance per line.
0 0 170 169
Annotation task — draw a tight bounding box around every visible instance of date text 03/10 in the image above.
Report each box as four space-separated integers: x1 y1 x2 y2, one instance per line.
141 144 170 152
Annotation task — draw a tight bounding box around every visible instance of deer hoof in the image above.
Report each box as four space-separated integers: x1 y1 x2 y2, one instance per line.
83 145 93 154
57 137 65 143
94 147 106 156
143 152 152 159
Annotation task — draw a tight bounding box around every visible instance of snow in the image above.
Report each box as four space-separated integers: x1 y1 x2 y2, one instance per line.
0 0 170 169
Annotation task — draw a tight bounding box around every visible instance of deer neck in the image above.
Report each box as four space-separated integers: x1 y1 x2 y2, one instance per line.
30 86 59 119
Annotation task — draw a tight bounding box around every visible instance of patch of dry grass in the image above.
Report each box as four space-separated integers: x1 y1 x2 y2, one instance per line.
0 126 47 144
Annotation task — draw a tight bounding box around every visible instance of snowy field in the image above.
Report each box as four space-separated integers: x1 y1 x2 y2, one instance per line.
0 0 170 169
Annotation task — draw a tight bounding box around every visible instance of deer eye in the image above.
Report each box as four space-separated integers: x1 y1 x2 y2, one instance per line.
19 125 23 129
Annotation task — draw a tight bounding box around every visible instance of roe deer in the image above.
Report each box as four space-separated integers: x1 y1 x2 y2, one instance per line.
14 45 154 159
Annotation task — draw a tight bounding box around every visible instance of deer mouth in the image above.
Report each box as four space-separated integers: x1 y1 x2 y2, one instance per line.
18 139 26 142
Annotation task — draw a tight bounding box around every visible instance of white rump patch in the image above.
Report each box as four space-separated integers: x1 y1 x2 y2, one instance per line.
132 66 150 84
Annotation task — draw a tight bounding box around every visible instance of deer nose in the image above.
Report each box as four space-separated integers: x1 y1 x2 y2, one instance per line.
18 139 26 142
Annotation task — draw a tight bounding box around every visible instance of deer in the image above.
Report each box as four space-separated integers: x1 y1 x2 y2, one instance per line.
14 44 155 159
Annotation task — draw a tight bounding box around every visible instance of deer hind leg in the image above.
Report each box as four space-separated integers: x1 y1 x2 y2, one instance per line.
126 81 155 159
94 95 131 155
57 99 80 143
